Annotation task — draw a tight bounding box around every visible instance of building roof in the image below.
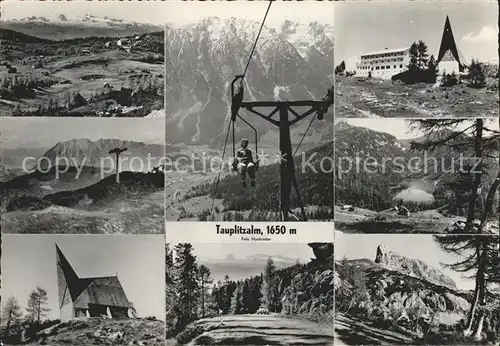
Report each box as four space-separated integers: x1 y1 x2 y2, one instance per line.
56 244 130 310
436 16 467 71
73 276 130 309
361 47 410 57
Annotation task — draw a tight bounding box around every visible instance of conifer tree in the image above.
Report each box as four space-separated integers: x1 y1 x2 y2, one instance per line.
172 243 199 330
434 235 499 340
26 287 50 323
2 296 22 330
198 264 214 318
260 258 277 312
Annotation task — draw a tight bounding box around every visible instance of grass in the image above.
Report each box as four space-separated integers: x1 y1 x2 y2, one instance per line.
336 75 499 118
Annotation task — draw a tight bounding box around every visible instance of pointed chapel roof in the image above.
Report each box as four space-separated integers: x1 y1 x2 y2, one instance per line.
436 16 466 70
56 245 130 310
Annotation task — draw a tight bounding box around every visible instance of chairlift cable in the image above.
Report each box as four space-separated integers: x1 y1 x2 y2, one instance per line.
240 0 273 84
210 120 233 215
293 113 317 157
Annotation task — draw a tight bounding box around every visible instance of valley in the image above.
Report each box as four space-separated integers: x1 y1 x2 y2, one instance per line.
1 136 165 234
334 119 500 234
165 139 334 221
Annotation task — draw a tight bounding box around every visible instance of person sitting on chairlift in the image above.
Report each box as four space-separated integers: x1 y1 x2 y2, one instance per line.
235 138 256 188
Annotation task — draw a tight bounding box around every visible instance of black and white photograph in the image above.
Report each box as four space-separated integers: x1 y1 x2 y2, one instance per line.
335 2 499 118
165 1 334 222
0 235 165 346
334 118 500 234
165 242 333 345
0 118 165 234
334 233 500 346
0 1 165 117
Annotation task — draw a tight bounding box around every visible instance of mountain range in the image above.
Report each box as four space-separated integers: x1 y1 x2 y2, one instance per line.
165 17 334 146
334 121 500 211
0 14 163 40
2 138 164 173
202 253 299 283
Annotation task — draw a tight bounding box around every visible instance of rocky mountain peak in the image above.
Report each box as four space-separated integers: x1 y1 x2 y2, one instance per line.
374 244 457 289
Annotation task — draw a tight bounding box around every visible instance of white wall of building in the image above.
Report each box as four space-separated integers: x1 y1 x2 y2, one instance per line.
60 302 74 322
356 48 410 79
438 61 461 76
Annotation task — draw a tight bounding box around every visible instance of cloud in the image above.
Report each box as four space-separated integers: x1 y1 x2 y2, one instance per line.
462 25 498 43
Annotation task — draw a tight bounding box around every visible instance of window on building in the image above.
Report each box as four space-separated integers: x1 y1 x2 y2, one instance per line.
394 65 396 69
386 65 390 69
376 66 380 70
400 64 403 68
381 66 385 70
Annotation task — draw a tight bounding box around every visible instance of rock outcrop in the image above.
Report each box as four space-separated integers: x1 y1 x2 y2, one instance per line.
280 243 334 322
375 244 457 289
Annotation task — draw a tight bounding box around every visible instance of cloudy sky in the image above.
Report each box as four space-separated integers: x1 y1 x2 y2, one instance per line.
334 233 478 290
1 235 165 320
335 2 498 69
337 118 500 140
172 242 316 283
0 118 164 148
166 1 334 29
1 1 166 25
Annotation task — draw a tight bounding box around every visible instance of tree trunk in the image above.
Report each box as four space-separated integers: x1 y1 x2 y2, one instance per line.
479 171 500 231
6 311 12 330
473 313 485 341
472 242 488 341
465 119 483 232
201 278 205 318
465 241 487 338
464 248 481 336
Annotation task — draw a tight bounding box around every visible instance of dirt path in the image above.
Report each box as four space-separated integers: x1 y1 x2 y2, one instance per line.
183 314 333 345
335 313 414 345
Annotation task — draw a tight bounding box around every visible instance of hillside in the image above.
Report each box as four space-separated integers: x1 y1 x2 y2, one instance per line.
0 27 164 117
335 244 500 345
334 121 500 233
1 317 164 346
1 169 165 233
165 18 333 145
170 140 333 221
335 74 499 118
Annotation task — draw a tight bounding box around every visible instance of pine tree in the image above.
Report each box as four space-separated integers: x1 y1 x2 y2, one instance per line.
335 61 346 75
468 59 487 88
25 287 50 323
230 282 244 314
408 42 419 72
241 280 251 314
173 243 199 331
427 55 438 82
409 119 499 231
416 40 429 70
198 264 213 318
260 258 277 312
434 235 499 340
2 296 22 330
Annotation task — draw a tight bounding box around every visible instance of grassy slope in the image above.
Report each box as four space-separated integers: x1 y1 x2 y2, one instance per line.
336 75 498 118
11 318 165 346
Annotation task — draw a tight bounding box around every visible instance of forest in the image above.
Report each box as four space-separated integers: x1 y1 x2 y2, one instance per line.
335 119 500 230
166 243 334 344
182 141 334 220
